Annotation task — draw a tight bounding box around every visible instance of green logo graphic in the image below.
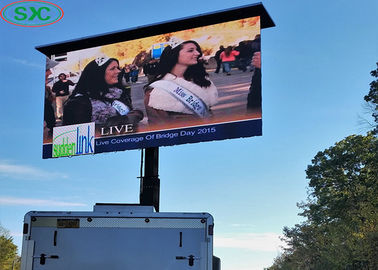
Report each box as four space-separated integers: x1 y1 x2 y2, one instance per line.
1 1 64 27
52 123 95 158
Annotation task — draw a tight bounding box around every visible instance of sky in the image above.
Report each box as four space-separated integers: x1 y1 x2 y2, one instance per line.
0 0 377 269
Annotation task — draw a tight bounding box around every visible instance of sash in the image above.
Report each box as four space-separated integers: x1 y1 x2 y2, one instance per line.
150 80 209 118
111 100 130 116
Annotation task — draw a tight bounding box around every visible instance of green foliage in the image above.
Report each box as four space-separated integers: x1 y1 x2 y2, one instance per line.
364 63 378 134
305 135 377 227
267 63 378 270
0 224 20 270
267 134 378 270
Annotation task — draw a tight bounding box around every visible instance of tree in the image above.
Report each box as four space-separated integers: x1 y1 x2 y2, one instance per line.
364 63 378 134
267 63 378 270
304 134 377 269
0 224 21 270
267 134 377 270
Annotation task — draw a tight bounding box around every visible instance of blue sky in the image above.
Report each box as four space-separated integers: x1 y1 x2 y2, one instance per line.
0 0 377 269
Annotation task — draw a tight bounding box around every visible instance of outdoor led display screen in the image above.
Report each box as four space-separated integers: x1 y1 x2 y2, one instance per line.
40 3 274 158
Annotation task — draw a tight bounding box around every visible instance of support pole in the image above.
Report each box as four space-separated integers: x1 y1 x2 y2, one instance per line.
140 147 160 212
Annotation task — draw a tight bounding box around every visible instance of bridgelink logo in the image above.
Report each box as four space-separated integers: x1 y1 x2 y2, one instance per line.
53 123 95 158
0 0 64 27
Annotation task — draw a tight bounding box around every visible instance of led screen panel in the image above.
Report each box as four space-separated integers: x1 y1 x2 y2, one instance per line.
42 13 264 158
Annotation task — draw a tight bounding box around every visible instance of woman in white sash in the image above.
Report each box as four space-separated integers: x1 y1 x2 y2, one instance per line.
144 40 218 125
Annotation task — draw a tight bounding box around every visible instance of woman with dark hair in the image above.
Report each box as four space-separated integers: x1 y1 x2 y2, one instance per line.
63 57 143 127
144 40 218 125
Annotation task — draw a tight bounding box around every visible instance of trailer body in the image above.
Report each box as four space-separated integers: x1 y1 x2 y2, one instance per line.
21 204 214 270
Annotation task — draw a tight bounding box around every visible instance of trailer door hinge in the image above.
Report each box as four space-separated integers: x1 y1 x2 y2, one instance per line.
33 254 59 265
176 255 200 266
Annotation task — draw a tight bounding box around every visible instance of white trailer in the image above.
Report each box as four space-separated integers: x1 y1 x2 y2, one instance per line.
21 204 219 270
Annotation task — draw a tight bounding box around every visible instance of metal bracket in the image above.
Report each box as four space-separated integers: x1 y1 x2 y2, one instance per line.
176 255 200 266
33 254 59 265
